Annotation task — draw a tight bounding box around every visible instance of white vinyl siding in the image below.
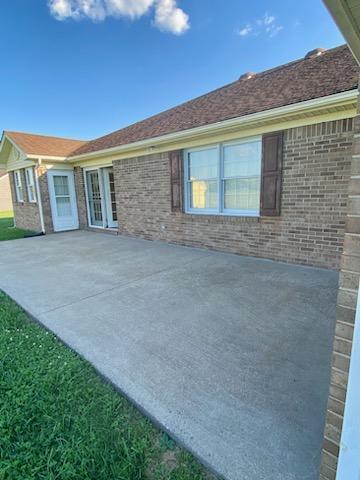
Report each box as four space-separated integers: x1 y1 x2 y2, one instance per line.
25 167 36 203
184 137 261 216
14 170 24 202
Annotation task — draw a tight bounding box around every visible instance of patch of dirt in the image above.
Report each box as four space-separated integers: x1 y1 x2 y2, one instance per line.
161 447 180 472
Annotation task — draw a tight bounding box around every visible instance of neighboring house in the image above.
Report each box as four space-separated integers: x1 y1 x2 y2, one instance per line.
0 169 12 212
0 133 86 233
0 44 359 480
0 45 358 273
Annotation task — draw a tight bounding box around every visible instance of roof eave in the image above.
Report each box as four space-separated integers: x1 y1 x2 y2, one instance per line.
68 89 359 163
1 133 27 158
323 0 360 64
27 154 67 161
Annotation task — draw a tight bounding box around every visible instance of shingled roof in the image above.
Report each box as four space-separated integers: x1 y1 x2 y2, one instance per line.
70 44 359 158
4 131 86 157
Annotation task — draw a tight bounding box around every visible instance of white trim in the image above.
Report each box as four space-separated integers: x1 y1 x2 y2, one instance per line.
14 170 24 202
34 166 45 233
69 90 358 161
28 154 67 161
83 164 116 229
83 168 93 229
336 280 360 480
184 136 261 217
47 169 79 232
0 133 27 158
323 0 360 65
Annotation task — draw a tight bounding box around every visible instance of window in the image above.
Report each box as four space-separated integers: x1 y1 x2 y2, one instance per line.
14 170 24 202
53 175 72 216
25 167 36 203
184 137 261 216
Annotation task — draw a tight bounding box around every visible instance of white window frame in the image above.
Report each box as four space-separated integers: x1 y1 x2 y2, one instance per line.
25 167 36 203
14 170 24 202
184 136 262 217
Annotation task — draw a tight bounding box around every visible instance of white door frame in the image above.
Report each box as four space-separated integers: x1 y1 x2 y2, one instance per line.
336 280 360 479
48 169 79 232
102 167 118 228
84 168 105 229
83 165 117 229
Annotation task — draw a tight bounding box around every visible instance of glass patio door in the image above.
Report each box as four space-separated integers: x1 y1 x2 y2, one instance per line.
85 167 117 228
86 170 103 227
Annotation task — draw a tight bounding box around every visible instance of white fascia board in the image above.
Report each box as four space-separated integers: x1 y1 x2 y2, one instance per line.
68 89 359 162
27 154 67 161
1 133 27 158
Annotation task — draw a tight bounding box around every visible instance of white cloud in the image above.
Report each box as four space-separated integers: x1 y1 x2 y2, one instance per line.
260 13 275 26
106 0 154 18
154 0 189 35
48 0 190 34
236 24 252 37
236 12 283 39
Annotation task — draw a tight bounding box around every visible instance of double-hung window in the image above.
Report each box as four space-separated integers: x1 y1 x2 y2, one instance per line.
184 137 261 216
185 146 219 211
25 167 36 203
14 170 24 202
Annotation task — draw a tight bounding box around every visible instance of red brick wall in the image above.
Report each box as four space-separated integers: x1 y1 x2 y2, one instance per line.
9 169 42 232
74 166 88 229
111 119 354 269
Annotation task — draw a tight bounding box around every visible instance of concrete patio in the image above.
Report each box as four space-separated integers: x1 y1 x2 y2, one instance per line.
0 231 338 480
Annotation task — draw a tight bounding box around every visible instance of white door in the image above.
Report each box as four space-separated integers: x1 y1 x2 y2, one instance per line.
86 169 104 227
103 167 118 228
85 167 117 229
48 170 79 232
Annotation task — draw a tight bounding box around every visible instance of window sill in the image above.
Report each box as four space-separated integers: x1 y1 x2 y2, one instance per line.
15 201 37 206
179 211 260 224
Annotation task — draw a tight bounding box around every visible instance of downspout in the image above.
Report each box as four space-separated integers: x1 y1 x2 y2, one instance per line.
34 159 45 234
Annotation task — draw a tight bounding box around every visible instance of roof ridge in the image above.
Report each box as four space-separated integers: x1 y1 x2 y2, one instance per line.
74 44 349 151
252 44 348 79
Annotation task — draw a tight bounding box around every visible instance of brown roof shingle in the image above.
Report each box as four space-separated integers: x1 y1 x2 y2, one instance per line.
70 44 359 157
5 131 86 157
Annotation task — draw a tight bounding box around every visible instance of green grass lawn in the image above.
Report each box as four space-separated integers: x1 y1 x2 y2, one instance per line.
0 211 37 241
0 292 215 480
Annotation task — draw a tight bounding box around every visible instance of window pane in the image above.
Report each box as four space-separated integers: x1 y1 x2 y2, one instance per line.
53 176 69 196
86 170 103 226
223 141 261 177
56 197 72 217
188 148 218 180
190 180 218 209
28 186 36 202
224 177 260 211
15 171 21 187
16 186 23 201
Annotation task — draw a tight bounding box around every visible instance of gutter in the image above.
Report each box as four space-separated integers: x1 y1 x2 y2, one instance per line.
68 89 359 162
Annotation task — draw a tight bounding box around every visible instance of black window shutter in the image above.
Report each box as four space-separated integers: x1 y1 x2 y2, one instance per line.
169 150 183 212
260 132 283 216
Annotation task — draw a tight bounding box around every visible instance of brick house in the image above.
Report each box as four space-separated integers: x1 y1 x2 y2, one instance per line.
0 43 359 479
0 44 358 272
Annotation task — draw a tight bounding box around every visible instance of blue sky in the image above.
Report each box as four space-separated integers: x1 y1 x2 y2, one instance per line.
0 0 344 140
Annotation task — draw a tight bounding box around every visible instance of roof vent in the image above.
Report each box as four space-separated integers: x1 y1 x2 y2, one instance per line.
305 47 326 59
239 71 255 80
